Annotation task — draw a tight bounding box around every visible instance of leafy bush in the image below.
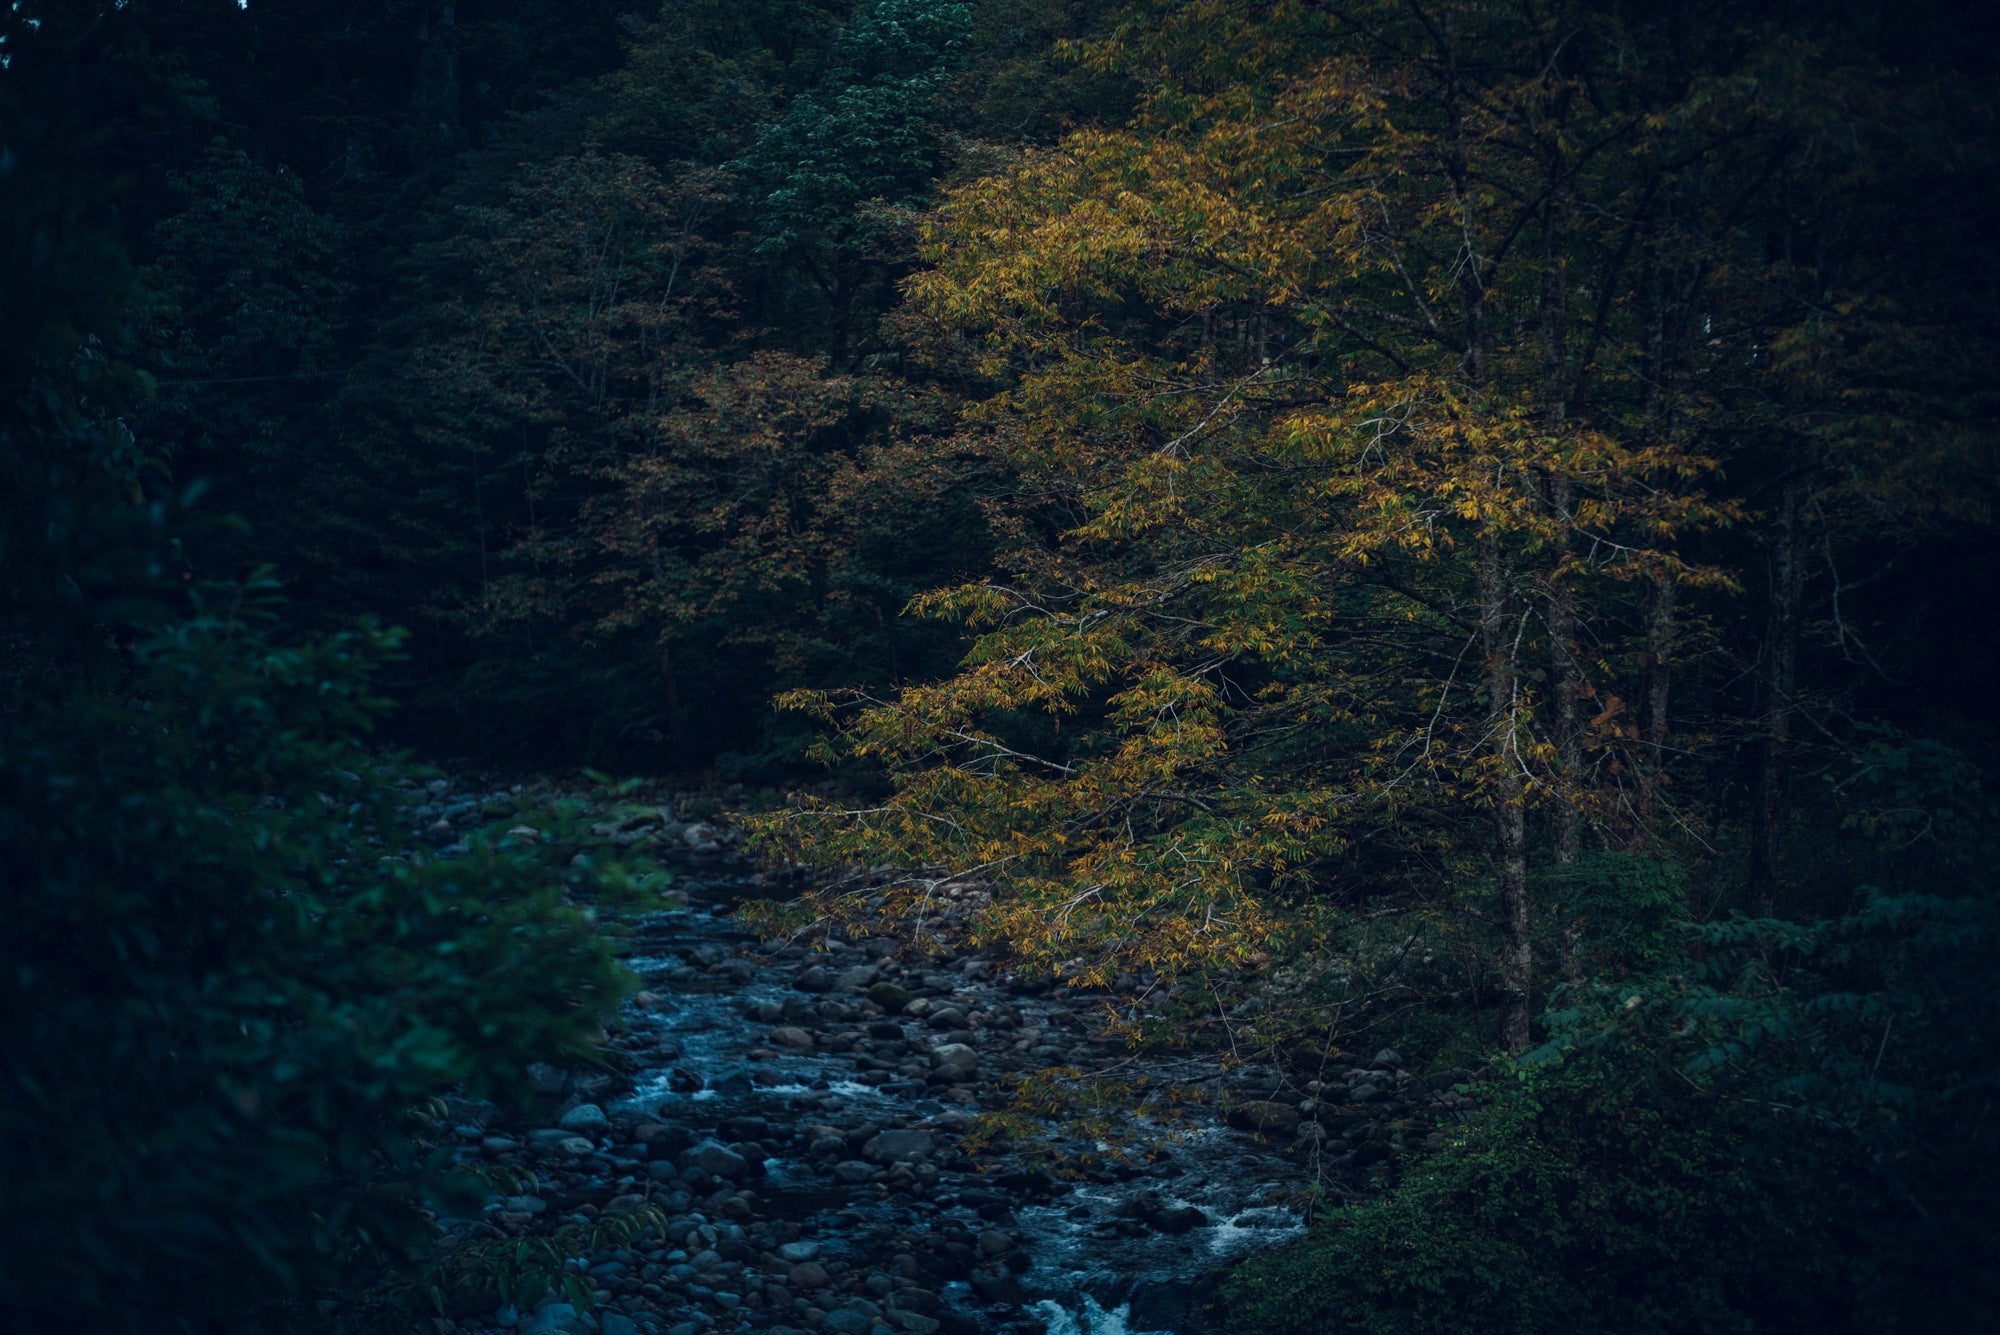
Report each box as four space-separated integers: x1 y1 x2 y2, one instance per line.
0 583 643 1331
1223 739 2000 1335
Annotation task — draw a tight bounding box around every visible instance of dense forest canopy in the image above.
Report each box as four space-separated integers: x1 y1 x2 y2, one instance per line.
3 0 1997 1332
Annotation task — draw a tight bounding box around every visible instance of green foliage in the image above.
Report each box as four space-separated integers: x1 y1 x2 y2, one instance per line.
737 0 973 259
1224 1050 1837 1335
143 138 347 484
0 26 651 1328
0 579 648 1330
1227 737 2000 1333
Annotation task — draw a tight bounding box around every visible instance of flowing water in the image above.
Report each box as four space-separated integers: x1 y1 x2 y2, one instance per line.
597 864 1312 1334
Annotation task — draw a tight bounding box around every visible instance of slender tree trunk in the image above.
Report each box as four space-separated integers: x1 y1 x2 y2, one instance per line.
1748 476 1804 916
1644 572 1676 757
1481 531 1534 1053
1540 177 1582 865
1548 483 1582 865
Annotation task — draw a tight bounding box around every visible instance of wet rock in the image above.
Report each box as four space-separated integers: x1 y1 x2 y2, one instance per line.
929 1044 978 1081
822 1312 871 1335
788 1261 831 1289
925 1008 967 1030
718 1115 769 1141
558 1103 610 1136
525 1062 568 1094
777 1240 821 1263
527 1130 596 1157
678 1140 749 1180
796 966 833 993
769 1026 815 1049
1373 1048 1403 1067
977 1230 1013 1257
968 1271 1026 1304
1226 1100 1302 1133
838 965 880 991
869 1130 935 1162
683 822 722 853
521 1302 593 1334
1154 1205 1211 1233
833 1159 876 1183
1129 1279 1211 1333
868 983 912 1013
1349 1082 1380 1103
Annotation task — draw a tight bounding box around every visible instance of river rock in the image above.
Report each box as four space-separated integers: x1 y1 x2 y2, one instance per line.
525 1062 568 1094
1374 1048 1404 1067
796 966 833 993
528 1129 596 1156
833 1159 876 1183
557 1103 610 1136
777 1240 820 1263
1153 1204 1211 1233
635 1122 694 1154
1227 1100 1302 1133
929 1044 978 1081
521 1302 593 1335
788 1261 830 1289
769 1026 815 1048
838 965 880 991
869 1129 935 1162
679 1139 749 1179
868 982 912 1012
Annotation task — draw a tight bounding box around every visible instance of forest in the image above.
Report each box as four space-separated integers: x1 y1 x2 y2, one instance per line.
3 0 1997 1332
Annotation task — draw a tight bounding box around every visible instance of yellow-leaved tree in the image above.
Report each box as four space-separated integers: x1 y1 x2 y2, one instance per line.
748 0 1925 1053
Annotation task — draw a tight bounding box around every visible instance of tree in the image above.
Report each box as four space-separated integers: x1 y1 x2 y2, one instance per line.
760 0 1772 1050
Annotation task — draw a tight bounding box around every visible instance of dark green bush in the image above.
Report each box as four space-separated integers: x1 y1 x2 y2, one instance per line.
0 588 642 1331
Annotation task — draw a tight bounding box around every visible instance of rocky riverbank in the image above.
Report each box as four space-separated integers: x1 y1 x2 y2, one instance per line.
398 776 1478 1335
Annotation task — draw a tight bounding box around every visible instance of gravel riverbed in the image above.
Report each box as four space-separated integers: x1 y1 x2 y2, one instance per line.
403 779 1469 1335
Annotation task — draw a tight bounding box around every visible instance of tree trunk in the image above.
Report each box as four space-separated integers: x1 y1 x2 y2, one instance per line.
1481 531 1534 1053
1747 476 1803 916
1541 179 1581 864
1548 483 1582 866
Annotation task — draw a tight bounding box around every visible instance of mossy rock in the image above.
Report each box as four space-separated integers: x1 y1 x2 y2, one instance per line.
868 982 912 1013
